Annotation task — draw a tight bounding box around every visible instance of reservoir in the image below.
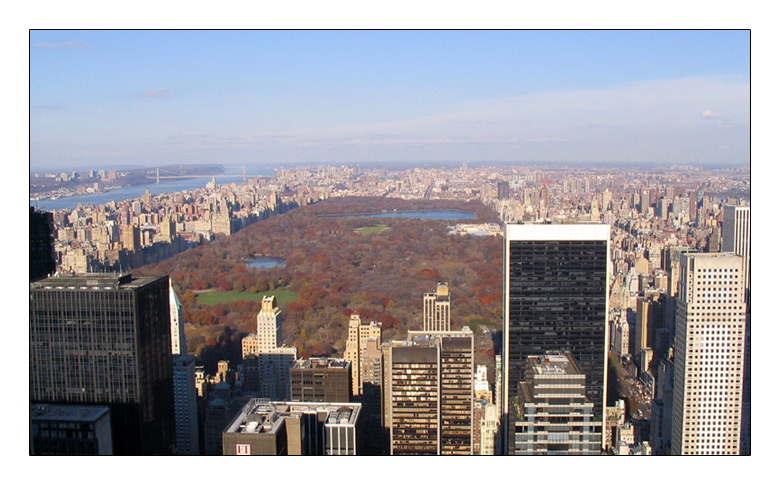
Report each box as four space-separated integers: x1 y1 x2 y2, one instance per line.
246 257 285 269
352 210 476 220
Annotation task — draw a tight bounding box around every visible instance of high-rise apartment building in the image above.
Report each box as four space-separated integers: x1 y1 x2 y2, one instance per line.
343 314 381 397
172 353 199 455
384 329 474 455
423 282 451 332
169 281 186 355
503 224 610 453
242 295 283 354
29 273 175 455
670 253 746 455
241 295 297 399
513 352 601 455
121 224 140 251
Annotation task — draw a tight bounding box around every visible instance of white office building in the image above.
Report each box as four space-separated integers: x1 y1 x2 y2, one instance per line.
670 253 746 455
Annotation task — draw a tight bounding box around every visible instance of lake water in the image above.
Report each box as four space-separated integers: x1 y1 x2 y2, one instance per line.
246 257 285 269
353 210 476 220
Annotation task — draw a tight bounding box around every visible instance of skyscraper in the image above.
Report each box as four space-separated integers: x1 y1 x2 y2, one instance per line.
423 282 451 332
384 329 474 455
29 207 56 281
503 223 610 453
172 353 199 455
670 253 746 455
29 273 175 455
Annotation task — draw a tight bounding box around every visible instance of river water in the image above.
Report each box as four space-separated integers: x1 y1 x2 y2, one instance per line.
30 167 275 212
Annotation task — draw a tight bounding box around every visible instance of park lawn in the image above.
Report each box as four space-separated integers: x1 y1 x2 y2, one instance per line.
196 289 299 306
354 224 389 235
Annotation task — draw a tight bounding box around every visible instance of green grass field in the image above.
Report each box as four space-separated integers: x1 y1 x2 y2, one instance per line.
196 289 299 306
354 224 389 235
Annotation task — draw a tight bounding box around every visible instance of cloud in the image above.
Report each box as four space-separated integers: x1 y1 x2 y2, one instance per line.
137 89 171 99
700 109 721 119
35 40 92 49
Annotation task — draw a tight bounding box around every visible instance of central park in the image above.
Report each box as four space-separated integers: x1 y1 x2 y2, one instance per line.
136 197 504 374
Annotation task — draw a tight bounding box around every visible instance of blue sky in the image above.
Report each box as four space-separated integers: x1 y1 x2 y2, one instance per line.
29 30 750 170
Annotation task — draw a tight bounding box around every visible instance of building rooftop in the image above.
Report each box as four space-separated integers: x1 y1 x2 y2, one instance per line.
30 404 110 423
406 329 474 347
223 400 361 435
293 357 350 369
528 352 583 376
30 272 166 290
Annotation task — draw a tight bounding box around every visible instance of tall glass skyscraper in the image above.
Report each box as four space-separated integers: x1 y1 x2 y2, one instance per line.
502 224 610 454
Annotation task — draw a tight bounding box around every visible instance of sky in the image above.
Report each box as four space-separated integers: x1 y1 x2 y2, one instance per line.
29 30 750 170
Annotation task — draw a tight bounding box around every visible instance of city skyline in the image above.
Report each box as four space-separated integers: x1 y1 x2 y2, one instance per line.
19 9 764 477
30 30 749 170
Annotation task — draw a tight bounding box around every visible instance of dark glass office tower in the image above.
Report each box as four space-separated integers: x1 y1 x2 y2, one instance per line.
29 273 175 455
29 207 56 281
502 224 609 454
